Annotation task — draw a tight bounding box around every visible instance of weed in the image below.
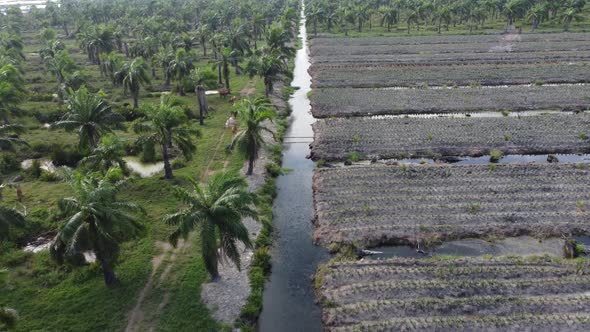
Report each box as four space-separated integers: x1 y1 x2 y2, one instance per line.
467 203 481 214
489 150 503 163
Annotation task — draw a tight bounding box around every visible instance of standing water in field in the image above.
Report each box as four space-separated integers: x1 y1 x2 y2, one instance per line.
257 4 328 332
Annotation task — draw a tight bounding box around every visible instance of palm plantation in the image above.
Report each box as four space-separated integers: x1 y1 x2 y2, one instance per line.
133 96 200 179
51 87 124 152
50 172 143 285
164 171 259 280
230 97 275 175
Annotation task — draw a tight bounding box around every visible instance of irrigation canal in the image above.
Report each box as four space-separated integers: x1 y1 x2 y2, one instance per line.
257 4 328 332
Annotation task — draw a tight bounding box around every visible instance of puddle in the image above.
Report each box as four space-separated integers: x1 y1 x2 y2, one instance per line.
366 236 589 260
123 157 164 178
327 153 590 167
23 235 54 253
20 159 58 173
371 110 581 119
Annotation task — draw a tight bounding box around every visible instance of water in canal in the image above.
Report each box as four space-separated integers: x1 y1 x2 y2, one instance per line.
257 4 328 332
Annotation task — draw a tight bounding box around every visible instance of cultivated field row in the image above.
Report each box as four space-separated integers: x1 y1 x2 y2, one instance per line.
318 256 590 331
310 39 590 57
310 62 590 88
313 164 590 247
310 85 590 117
310 32 590 47
311 50 590 65
310 113 590 160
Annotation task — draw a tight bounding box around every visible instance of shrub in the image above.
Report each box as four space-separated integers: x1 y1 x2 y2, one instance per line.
140 141 157 163
0 154 19 174
346 152 361 162
50 144 83 167
171 159 186 169
39 171 59 182
489 150 503 163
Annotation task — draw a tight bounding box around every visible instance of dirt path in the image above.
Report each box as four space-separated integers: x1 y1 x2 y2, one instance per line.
240 80 257 97
124 127 231 332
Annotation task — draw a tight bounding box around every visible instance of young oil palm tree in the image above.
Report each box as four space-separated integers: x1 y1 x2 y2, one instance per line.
164 171 258 280
51 87 124 152
116 57 150 109
50 171 144 285
230 97 275 175
133 96 201 179
79 134 127 174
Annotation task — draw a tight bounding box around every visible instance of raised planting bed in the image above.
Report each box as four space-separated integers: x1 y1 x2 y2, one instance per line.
309 62 590 88
310 85 590 118
310 39 590 57
310 113 590 161
312 163 590 247
310 33 590 48
317 256 590 331
311 50 590 65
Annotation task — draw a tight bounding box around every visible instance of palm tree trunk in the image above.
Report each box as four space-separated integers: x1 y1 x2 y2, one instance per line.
162 143 173 179
97 253 118 285
247 155 255 175
133 92 139 109
223 63 230 93
196 85 207 125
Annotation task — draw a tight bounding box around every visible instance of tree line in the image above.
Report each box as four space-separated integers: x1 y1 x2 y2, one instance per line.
305 0 588 34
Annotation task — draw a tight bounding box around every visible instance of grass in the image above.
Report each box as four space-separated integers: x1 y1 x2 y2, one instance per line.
0 26 270 331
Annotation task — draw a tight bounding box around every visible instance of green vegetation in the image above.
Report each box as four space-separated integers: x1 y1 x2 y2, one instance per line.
0 0 299 330
306 0 590 36
164 172 259 280
230 97 276 175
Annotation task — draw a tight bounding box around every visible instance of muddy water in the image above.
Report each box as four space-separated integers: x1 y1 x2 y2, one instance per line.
123 157 164 178
327 153 590 167
368 236 590 260
257 4 328 332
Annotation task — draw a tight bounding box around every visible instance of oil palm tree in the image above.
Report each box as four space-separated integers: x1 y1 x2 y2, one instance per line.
50 171 144 285
213 47 233 93
133 96 201 179
246 49 290 97
307 4 324 36
167 49 195 96
561 6 584 32
164 171 258 280
51 87 124 152
379 6 398 32
79 134 127 174
0 63 26 121
77 25 115 65
195 24 210 56
116 57 150 108
189 68 217 126
230 97 275 175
